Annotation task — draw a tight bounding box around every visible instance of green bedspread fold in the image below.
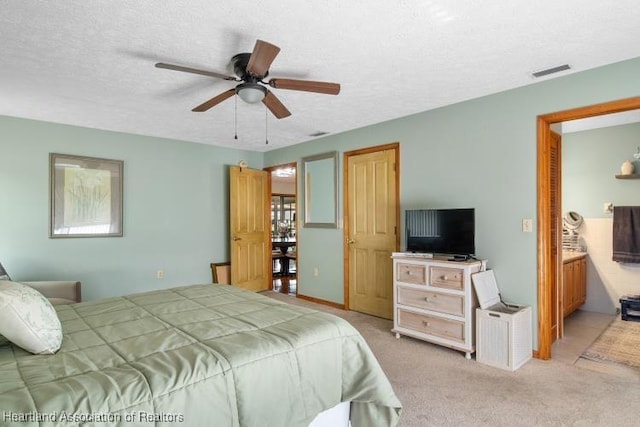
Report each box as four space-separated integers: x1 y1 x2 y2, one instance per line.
0 284 401 426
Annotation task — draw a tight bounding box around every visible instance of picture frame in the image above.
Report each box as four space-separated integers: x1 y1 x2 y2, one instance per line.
49 153 123 238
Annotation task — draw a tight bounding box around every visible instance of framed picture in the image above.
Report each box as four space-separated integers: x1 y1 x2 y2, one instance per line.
50 153 123 238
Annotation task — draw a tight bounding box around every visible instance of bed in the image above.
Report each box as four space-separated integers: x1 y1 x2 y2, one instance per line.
0 283 401 426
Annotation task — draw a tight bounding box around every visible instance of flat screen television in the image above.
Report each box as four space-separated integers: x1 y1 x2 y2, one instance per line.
405 208 475 256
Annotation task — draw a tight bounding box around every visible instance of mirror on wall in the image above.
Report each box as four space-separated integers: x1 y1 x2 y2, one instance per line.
301 151 338 228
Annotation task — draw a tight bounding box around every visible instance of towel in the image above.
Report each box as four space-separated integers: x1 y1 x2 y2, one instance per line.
612 206 640 263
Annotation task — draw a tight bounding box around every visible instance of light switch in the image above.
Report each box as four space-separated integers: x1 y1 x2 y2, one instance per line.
522 219 533 233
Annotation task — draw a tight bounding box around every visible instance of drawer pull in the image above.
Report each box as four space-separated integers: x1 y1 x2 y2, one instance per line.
441 275 448 280
424 297 430 302
422 320 430 327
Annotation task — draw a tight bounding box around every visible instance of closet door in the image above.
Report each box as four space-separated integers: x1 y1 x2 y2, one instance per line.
345 146 399 320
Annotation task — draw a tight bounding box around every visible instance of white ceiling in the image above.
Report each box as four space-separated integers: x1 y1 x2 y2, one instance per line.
2 1 640 152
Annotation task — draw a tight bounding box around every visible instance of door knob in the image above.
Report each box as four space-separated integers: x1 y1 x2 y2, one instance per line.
347 238 355 244
232 236 241 241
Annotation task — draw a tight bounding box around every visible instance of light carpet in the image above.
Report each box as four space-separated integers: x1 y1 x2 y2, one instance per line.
581 319 640 370
263 291 640 427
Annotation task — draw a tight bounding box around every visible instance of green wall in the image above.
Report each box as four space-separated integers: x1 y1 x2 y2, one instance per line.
563 123 640 218
3 56 640 349
265 56 640 348
0 116 262 300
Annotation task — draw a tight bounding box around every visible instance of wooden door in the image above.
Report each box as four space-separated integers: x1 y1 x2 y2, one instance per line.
577 258 587 306
345 145 399 319
550 131 561 340
562 261 573 317
229 166 270 292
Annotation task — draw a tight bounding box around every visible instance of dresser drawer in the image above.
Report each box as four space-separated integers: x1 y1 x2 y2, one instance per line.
396 262 427 285
397 309 464 343
429 266 464 290
397 287 464 316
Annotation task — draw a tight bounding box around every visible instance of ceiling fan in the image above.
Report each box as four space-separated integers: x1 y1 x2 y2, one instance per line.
155 39 340 119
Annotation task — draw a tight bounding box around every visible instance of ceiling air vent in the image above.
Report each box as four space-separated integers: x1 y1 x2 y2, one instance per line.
531 64 571 78
309 131 329 137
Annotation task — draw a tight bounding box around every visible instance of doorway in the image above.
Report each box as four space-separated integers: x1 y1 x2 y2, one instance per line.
266 163 297 296
536 96 640 360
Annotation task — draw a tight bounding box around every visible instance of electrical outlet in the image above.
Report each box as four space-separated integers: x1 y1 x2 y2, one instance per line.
313 267 319 277
522 219 533 233
156 270 164 279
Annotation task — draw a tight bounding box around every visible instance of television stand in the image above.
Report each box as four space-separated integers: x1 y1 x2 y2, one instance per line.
392 251 433 259
391 254 486 359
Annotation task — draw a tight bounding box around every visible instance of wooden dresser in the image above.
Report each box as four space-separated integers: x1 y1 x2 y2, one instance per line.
391 254 485 359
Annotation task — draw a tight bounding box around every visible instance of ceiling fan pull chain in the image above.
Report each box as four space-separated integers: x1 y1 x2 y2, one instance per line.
265 104 269 145
234 95 238 140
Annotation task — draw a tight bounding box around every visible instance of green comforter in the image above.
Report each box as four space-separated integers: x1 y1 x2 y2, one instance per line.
0 284 401 426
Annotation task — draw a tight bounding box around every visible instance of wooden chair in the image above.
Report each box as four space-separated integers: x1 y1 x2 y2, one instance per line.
210 262 231 285
286 252 297 275
272 250 286 276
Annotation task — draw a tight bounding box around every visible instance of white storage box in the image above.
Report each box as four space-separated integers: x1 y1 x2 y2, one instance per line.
472 270 532 371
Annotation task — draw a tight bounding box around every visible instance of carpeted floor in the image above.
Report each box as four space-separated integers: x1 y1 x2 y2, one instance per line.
263 291 640 427
581 319 640 369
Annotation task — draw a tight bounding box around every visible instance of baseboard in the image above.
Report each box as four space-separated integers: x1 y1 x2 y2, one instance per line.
297 294 345 310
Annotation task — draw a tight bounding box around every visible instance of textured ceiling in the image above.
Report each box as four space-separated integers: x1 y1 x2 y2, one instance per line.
2 1 640 152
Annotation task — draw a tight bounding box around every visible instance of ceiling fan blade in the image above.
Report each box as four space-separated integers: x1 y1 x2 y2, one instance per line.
262 90 291 119
192 89 236 112
268 78 340 95
246 40 281 78
155 63 237 81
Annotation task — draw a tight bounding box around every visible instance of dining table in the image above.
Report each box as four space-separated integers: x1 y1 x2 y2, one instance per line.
272 238 296 254
272 238 296 276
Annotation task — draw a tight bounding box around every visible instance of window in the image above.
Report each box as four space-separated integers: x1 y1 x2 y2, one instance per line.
271 195 296 237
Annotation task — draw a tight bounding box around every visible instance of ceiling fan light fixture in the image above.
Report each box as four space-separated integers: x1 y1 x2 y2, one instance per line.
236 83 267 104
